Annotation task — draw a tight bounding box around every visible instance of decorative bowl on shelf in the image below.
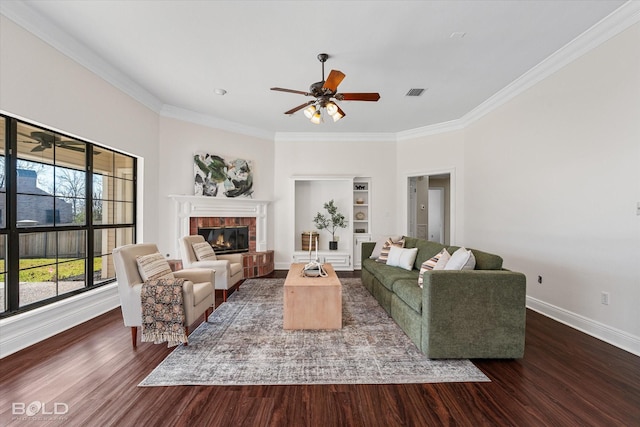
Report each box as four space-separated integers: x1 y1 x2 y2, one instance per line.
355 198 365 204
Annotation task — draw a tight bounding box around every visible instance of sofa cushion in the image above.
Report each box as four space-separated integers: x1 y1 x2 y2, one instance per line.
192 242 217 261
402 236 419 249
392 279 423 314
447 246 503 270
386 246 418 271
444 247 476 270
369 261 419 291
136 252 175 282
376 237 405 264
413 239 447 270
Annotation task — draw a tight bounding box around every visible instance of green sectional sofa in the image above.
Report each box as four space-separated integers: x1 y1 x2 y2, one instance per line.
361 237 526 359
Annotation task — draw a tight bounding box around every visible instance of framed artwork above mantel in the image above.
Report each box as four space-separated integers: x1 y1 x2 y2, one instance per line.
194 152 254 198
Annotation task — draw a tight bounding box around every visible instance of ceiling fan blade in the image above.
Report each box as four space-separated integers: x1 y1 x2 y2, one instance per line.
284 101 315 115
59 144 86 153
323 70 345 92
337 92 381 102
271 87 311 96
30 145 46 152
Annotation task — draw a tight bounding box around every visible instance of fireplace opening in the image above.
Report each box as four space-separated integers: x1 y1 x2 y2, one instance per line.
198 226 249 255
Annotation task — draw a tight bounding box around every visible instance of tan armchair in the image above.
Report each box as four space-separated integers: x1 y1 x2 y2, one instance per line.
113 243 215 348
179 235 244 301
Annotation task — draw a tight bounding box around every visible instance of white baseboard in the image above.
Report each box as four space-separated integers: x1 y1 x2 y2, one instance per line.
0 284 120 359
526 296 640 357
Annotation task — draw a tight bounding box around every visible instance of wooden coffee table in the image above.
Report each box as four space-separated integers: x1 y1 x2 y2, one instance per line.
283 263 342 330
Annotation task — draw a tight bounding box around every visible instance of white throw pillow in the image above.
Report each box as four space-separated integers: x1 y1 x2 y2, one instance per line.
444 247 476 270
433 249 451 270
386 246 418 271
136 252 174 282
192 241 217 261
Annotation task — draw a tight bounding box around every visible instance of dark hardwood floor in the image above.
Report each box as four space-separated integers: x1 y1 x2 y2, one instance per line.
1 271 639 426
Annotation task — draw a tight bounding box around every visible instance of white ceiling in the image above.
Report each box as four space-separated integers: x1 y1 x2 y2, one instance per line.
6 1 630 135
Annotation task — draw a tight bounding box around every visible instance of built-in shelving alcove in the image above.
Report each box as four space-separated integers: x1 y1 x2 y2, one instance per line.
292 176 354 270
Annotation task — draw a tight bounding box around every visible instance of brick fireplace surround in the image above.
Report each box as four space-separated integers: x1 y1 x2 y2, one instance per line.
169 195 270 257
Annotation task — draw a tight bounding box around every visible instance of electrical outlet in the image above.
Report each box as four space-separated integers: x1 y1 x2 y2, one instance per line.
601 291 610 305
538 275 543 284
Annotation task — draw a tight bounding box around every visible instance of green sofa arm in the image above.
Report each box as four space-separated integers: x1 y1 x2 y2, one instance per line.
421 270 526 359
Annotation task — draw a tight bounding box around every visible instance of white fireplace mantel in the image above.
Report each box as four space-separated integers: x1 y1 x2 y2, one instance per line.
169 195 270 254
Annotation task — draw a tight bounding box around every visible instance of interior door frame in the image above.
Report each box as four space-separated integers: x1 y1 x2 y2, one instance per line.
403 168 456 245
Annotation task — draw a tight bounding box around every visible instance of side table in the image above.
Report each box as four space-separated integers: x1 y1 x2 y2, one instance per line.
242 250 274 278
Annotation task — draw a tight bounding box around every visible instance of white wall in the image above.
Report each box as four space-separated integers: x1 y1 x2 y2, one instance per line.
156 117 274 258
397 23 640 354
464 23 640 349
0 16 160 356
396 130 466 244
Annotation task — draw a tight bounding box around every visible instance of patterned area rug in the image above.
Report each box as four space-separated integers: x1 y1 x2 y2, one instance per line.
139 278 489 386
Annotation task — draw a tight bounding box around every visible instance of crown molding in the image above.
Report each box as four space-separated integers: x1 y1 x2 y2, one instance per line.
396 119 466 141
459 0 640 129
3 1 638 142
274 132 396 143
160 105 274 141
0 1 163 113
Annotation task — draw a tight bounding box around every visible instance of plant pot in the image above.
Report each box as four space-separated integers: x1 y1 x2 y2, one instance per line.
329 241 338 250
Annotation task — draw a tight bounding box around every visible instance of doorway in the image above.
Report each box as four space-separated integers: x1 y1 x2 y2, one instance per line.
407 173 451 245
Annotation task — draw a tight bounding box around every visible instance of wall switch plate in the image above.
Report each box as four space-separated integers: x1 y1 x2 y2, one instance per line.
601 291 610 305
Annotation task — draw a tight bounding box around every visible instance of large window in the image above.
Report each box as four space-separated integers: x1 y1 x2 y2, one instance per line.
0 115 136 316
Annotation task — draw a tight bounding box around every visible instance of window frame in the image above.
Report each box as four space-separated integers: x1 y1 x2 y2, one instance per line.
0 114 137 317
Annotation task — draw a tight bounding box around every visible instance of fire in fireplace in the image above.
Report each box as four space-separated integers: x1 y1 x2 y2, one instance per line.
198 226 249 255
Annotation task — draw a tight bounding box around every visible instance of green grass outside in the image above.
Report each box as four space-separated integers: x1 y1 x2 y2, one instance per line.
0 258 103 282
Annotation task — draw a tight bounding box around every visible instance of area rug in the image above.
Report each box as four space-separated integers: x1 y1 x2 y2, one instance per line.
139 278 489 386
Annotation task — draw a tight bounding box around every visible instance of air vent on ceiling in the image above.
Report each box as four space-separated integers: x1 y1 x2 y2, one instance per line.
406 88 426 97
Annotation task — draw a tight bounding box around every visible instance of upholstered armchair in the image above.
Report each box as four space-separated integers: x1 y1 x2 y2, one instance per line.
179 235 244 302
113 243 215 348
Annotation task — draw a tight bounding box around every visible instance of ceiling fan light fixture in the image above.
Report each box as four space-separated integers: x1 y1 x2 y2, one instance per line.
310 110 323 124
330 106 345 122
303 105 317 119
325 101 338 116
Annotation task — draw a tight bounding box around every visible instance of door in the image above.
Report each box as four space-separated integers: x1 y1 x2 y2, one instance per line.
407 177 417 237
428 188 445 244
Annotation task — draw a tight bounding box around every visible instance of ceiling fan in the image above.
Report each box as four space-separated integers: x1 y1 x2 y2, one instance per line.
19 131 87 153
271 53 380 123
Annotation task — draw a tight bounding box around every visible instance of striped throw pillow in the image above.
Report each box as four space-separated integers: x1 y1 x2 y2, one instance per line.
375 237 405 264
192 242 217 261
418 248 447 288
136 252 175 282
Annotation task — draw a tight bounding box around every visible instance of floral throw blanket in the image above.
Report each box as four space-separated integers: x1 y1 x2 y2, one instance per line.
141 277 188 347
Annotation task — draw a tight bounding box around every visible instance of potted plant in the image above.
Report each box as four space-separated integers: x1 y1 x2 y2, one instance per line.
313 200 348 250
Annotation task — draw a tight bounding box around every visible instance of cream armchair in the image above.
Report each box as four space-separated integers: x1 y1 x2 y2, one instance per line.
113 243 215 348
179 235 244 302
